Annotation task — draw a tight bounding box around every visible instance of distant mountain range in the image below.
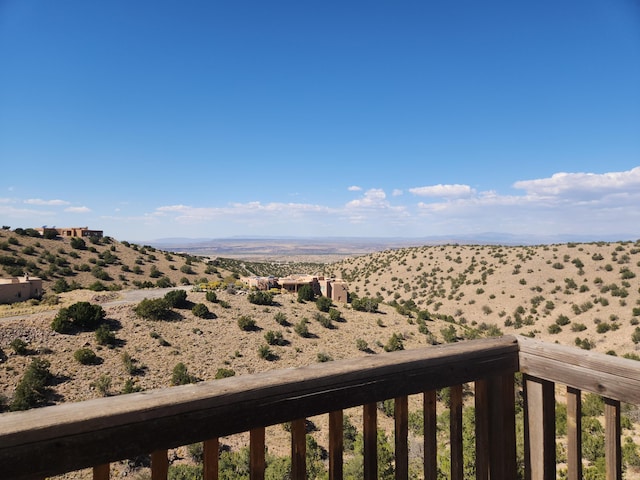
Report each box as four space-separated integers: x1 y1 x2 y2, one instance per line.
146 232 639 257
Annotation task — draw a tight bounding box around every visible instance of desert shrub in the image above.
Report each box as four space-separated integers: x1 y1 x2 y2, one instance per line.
329 308 342 322
95 324 116 346
441 325 458 343
51 302 106 333
317 352 332 362
135 298 172 321
215 368 235 379
156 277 173 288
258 344 274 360
548 324 562 334
74 348 98 365
248 291 274 306
274 311 289 326
52 278 71 294
70 237 86 250
264 330 284 346
556 315 571 326
316 296 332 312
356 338 369 351
352 296 379 313
91 266 111 281
10 358 52 411
632 327 640 344
10 338 28 355
552 263 564 270
191 303 209 318
297 284 315 302
314 312 332 329
237 315 257 331
180 264 194 275
91 375 112 396
294 318 310 338
596 323 611 334
171 363 198 385
164 289 189 308
205 291 218 303
384 333 404 352
571 323 587 332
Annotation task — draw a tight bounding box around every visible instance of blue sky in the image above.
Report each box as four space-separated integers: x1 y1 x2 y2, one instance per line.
1 1 639 243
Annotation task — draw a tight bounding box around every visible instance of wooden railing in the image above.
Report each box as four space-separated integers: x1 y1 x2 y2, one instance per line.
0 335 637 480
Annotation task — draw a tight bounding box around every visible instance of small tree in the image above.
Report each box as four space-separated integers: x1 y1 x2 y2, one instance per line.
134 298 172 320
74 348 98 365
164 289 189 308
171 363 198 385
297 284 315 302
192 303 210 318
248 291 274 306
10 338 28 355
316 296 332 312
10 358 52 411
206 290 218 303
384 333 404 352
95 324 116 346
238 315 257 331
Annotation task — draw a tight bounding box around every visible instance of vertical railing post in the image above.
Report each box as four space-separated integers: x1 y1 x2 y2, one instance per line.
203 439 219 480
291 419 307 480
151 450 168 480
566 387 582 480
605 398 622 480
250 427 265 480
523 375 555 480
450 385 463 480
394 396 409 480
475 379 490 480
329 410 344 480
93 463 109 480
423 390 437 480
363 402 378 480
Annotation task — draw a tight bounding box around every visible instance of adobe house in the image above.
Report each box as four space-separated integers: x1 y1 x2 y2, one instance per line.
0 274 43 304
35 227 103 238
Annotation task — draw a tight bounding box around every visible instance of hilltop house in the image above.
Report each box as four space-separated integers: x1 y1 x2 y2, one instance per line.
35 226 103 239
0 274 43 304
242 274 349 303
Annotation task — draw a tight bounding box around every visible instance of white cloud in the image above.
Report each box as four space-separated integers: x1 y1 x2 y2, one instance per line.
513 166 640 196
65 206 91 213
345 188 387 208
348 185 362 192
409 184 476 198
392 189 403 196
24 198 70 206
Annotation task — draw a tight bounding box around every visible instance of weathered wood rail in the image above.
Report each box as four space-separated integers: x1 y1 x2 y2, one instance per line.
0 335 637 480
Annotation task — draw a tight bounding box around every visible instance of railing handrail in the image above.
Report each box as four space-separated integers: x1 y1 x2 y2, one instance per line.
517 335 640 404
0 336 519 480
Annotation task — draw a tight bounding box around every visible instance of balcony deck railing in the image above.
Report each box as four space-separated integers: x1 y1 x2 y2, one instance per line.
0 334 637 480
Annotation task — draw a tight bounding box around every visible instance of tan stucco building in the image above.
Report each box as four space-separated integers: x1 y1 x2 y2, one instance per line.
0 275 43 304
35 227 103 238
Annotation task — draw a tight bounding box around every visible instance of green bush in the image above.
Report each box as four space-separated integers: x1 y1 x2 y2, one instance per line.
164 289 189 308
70 237 86 250
274 311 289 326
238 315 257 331
215 368 236 379
10 358 52 411
191 303 210 318
10 338 28 355
314 312 332 329
548 324 562 334
51 302 106 333
351 296 379 313
171 363 198 385
356 338 369 351
95 324 116 346
294 319 310 338
264 330 284 346
316 296 332 312
74 348 98 365
134 298 172 321
258 344 274 360
297 284 315 302
384 333 404 352
206 290 218 303
316 352 332 362
248 291 274 306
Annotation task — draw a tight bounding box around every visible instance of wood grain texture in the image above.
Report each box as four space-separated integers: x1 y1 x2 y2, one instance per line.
566 388 582 480
0 337 519 480
328 410 343 480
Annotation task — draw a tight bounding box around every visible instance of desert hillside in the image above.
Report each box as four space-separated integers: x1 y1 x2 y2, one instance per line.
1 230 640 478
